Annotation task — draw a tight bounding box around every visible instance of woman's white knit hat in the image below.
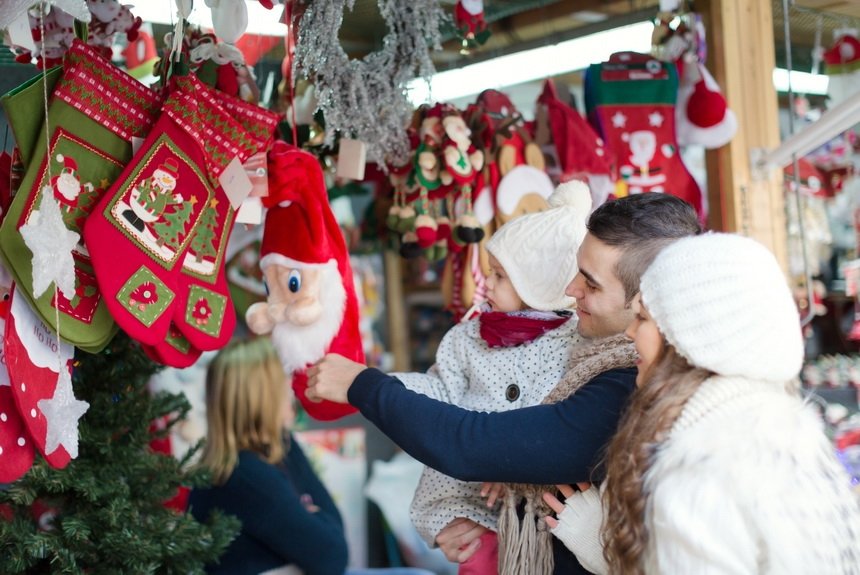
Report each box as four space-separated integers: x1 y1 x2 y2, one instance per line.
640 233 804 382
486 180 592 311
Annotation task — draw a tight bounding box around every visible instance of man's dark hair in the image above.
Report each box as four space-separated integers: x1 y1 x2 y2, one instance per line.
587 194 701 303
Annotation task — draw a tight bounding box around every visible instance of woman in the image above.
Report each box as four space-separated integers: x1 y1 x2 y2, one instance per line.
189 337 350 575
546 233 860 574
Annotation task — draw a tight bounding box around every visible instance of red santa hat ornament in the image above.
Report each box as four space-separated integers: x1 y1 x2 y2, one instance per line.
56 154 77 176
675 62 737 149
823 30 860 74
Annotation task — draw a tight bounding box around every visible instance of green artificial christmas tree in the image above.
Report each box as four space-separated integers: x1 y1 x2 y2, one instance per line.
0 332 239 574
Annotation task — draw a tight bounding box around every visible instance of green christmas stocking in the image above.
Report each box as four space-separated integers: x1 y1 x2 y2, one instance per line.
169 75 280 351
0 66 61 169
0 40 163 353
83 75 259 346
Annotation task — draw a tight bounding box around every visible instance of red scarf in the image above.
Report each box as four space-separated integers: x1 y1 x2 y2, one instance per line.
478 311 570 348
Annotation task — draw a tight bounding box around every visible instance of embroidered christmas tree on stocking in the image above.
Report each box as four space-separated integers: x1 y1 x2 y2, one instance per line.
585 52 703 218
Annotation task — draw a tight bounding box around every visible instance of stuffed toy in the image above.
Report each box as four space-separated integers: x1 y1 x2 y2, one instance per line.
245 142 361 421
86 0 141 60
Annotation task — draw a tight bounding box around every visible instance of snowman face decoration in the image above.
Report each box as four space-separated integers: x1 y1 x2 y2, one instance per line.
153 168 177 192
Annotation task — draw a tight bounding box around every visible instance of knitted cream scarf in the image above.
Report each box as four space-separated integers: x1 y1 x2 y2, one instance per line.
497 333 637 575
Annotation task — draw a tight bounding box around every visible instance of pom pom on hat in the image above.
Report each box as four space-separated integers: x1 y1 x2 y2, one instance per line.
640 233 803 382
676 63 737 149
486 181 592 311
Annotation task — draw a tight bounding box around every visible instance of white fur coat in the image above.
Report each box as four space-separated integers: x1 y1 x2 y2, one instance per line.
643 375 860 574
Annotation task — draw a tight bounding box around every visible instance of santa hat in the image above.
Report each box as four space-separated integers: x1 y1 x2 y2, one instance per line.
261 141 363 420
56 154 77 175
675 62 737 149
823 31 860 74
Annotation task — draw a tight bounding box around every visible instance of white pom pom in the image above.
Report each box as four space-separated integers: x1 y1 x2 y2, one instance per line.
548 180 592 214
56 154 64 164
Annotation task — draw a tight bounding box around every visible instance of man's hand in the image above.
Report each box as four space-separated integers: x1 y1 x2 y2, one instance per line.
305 353 367 404
435 517 488 563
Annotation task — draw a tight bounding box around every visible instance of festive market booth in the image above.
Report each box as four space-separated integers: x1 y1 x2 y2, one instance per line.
0 0 858 572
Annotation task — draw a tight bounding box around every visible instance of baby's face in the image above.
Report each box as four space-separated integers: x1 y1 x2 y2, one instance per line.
485 254 525 313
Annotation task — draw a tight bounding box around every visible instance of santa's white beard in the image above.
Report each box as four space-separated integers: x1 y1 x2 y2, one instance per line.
56 174 80 201
271 265 347 374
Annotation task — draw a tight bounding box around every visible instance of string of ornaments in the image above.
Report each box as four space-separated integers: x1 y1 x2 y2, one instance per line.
294 0 447 165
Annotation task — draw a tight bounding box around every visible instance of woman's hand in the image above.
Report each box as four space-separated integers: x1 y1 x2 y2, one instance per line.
435 517 488 563
305 353 367 404
542 483 609 575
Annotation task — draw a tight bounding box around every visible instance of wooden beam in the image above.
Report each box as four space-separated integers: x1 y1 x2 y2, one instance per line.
700 0 788 267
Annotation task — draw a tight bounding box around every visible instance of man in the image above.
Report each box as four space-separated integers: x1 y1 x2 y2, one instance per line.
307 193 701 573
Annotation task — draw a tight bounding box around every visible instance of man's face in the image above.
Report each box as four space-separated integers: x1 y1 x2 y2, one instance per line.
565 233 633 338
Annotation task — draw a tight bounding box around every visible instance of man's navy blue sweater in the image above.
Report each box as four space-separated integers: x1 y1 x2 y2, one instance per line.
348 366 637 574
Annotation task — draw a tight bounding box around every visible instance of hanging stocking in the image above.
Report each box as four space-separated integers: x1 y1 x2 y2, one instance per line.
4 286 84 470
141 324 203 369
585 52 704 219
168 75 280 351
84 74 258 347
0 40 163 353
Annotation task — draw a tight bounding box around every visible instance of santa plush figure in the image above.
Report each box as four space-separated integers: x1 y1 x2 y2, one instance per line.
245 141 361 421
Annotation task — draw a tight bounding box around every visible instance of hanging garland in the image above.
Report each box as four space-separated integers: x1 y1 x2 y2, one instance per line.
295 0 446 165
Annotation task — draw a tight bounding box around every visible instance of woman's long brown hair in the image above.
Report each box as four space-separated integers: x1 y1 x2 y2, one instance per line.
601 344 713 574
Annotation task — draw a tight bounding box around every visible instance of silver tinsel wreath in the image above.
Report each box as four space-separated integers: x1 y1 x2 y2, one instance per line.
295 0 446 165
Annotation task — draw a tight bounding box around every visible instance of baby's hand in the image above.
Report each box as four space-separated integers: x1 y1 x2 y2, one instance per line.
480 482 505 507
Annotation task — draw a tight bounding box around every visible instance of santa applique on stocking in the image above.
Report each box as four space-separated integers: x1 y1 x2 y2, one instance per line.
245 142 362 421
585 52 703 218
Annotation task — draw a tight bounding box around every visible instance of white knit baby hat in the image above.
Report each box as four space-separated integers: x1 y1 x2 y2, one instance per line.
486 180 592 311
640 233 804 382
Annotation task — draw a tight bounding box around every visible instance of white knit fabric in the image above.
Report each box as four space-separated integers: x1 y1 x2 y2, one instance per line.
486 181 592 311
550 485 609 575
643 375 860 574
394 316 583 545
640 233 804 382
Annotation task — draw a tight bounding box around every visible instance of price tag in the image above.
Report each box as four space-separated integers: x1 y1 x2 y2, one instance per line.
219 156 254 210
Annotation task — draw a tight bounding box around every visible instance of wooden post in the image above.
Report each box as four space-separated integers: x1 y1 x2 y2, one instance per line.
700 0 788 267
383 249 410 372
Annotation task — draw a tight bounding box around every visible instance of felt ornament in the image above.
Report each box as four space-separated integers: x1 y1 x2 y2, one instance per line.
454 0 490 52
674 59 737 149
4 286 82 470
85 0 142 60
0 40 163 353
823 29 860 107
536 79 613 207
585 52 704 219
9 4 77 69
84 74 258 348
245 141 361 421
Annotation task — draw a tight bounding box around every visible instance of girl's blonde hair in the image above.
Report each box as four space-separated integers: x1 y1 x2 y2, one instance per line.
601 344 712 574
198 337 288 484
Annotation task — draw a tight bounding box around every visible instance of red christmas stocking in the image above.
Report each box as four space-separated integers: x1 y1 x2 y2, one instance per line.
169 75 280 351
141 324 203 369
84 75 259 346
585 52 703 218
0 40 163 353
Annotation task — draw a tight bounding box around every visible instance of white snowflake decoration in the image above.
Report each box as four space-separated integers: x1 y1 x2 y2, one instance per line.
37 368 89 458
20 187 79 301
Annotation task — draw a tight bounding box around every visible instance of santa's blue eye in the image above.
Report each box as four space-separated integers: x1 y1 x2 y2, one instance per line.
288 270 301 293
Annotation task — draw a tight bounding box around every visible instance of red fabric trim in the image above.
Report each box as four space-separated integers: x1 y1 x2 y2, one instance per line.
479 311 569 348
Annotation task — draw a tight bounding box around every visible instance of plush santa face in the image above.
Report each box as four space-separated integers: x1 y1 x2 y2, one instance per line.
54 170 81 201
87 0 122 23
443 115 472 150
263 262 347 374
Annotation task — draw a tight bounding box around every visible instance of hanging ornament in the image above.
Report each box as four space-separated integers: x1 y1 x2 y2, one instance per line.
295 0 446 165
0 0 90 30
20 187 79 302
454 0 490 54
